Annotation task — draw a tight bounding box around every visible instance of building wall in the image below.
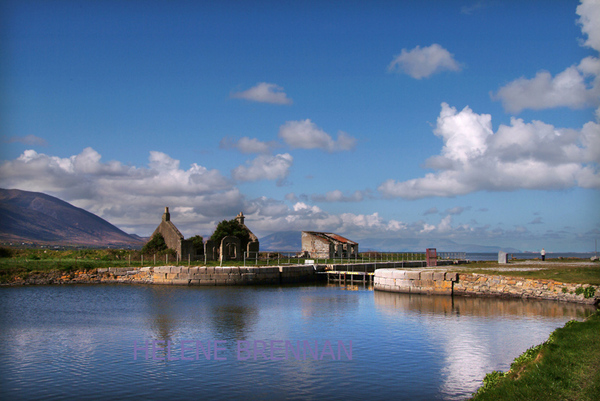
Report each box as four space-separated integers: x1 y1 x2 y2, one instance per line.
301 232 333 259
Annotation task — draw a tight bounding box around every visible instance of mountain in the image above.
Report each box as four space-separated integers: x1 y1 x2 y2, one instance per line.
0 188 145 247
259 230 521 253
259 231 302 251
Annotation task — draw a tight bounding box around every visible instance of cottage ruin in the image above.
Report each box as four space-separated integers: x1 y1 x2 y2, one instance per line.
149 208 259 262
301 231 359 259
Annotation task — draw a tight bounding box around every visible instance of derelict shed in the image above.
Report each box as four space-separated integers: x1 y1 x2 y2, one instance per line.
301 231 359 259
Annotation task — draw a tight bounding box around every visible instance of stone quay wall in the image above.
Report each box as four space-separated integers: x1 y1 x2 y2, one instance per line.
374 269 599 305
95 264 319 285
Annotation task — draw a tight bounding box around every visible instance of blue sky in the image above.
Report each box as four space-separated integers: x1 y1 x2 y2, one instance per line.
1 0 599 252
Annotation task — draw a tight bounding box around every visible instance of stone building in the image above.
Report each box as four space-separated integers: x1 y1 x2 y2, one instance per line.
301 231 358 259
150 207 196 260
149 208 259 262
217 212 260 262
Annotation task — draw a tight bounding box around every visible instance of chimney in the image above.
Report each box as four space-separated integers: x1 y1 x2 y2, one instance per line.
236 212 245 226
162 207 170 222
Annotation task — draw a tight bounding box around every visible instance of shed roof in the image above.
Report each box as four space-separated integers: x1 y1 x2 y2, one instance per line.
302 231 358 245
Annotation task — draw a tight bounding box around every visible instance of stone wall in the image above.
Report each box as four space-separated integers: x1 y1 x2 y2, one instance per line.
102 264 318 285
374 269 599 305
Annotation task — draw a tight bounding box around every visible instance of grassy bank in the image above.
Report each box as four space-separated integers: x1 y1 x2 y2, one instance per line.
454 260 600 286
0 247 421 283
471 310 600 401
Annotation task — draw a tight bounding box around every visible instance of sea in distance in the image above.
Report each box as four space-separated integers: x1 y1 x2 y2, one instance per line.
0 283 596 401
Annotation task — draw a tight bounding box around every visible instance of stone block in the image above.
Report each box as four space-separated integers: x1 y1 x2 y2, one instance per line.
421 271 434 281
392 270 407 279
498 251 508 264
445 272 458 281
172 278 190 285
394 279 413 288
433 272 445 281
406 271 421 280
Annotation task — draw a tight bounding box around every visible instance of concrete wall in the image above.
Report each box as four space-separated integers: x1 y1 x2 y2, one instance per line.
374 269 599 305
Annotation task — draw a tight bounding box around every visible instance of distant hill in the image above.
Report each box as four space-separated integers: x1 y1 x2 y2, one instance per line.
259 230 520 253
259 231 302 251
0 188 145 248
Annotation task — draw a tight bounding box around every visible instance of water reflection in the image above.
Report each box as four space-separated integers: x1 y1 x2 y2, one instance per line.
374 291 596 400
1 285 595 401
374 291 596 319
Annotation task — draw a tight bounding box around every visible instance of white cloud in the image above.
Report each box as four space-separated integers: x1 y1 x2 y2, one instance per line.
232 153 293 182
0 148 242 235
494 1 600 113
578 0 600 52
220 136 279 154
493 59 600 113
378 103 600 199
278 119 356 152
230 82 293 105
387 44 462 79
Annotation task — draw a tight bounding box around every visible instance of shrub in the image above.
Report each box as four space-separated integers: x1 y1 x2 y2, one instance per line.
210 219 250 249
142 233 168 254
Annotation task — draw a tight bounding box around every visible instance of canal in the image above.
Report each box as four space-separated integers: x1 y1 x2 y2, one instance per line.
0 284 595 400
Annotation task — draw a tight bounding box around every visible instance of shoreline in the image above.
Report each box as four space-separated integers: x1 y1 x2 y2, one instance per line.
374 268 599 305
2 263 598 307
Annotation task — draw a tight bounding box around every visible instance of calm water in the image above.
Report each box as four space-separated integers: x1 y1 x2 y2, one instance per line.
0 284 595 401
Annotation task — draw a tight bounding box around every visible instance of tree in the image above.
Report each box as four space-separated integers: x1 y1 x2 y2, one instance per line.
210 219 250 248
189 235 204 254
142 232 168 254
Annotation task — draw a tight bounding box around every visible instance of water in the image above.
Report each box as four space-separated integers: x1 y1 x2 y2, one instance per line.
0 284 595 400
467 252 596 261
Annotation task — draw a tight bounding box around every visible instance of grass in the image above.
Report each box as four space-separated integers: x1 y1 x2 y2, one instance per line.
471 310 600 401
452 260 600 286
0 247 425 283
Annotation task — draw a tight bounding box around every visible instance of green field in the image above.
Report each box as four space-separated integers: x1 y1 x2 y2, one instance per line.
452 260 600 286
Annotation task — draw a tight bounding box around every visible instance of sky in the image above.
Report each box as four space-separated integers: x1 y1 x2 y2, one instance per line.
1 0 599 252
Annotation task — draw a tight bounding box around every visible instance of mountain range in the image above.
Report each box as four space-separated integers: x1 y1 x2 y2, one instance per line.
0 188 144 247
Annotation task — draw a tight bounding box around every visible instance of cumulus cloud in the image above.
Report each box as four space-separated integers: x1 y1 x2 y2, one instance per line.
220 136 279 154
387 44 462 79
232 153 293 182
0 148 243 235
278 119 357 152
493 59 600 113
230 82 293 105
578 0 600 52
378 103 600 199
494 0 600 113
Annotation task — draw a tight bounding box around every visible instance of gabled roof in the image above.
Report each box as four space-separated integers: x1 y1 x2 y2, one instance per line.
302 231 358 245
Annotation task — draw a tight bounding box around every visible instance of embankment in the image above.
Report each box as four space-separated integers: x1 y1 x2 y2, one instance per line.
6 264 321 285
374 269 599 305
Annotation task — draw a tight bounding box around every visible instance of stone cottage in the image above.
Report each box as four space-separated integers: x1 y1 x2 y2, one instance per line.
301 231 358 259
150 207 196 260
149 208 259 262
